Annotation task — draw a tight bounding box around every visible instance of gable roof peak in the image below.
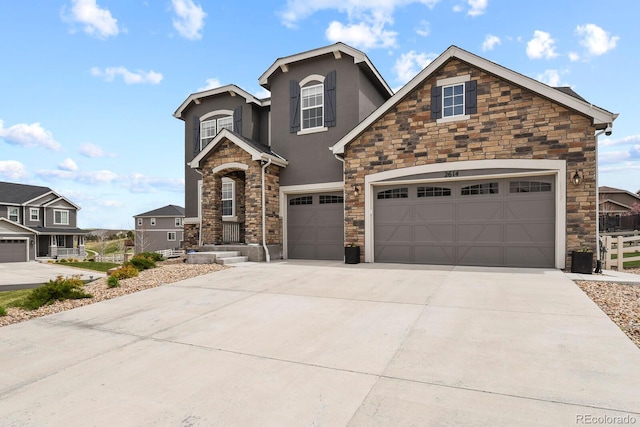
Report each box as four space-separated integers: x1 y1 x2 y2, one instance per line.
173 84 269 120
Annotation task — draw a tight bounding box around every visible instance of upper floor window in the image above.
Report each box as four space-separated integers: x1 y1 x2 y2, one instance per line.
431 75 477 123
290 71 336 134
201 116 233 149
222 179 235 217
137 218 143 226
175 217 183 227
8 207 19 222
150 218 156 226
30 208 39 221
301 84 324 130
54 209 69 225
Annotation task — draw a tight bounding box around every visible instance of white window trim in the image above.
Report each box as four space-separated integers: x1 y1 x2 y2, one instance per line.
30 208 39 221
137 218 143 226
150 218 156 226
167 231 177 241
200 110 234 150
222 178 236 219
175 217 183 227
436 74 470 124
53 209 69 225
8 207 19 222
300 78 325 132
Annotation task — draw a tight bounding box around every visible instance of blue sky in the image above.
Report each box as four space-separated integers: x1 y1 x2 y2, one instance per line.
0 0 636 228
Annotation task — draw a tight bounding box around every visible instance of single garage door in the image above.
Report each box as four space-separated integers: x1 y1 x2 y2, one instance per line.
287 192 344 260
374 177 555 267
0 239 28 263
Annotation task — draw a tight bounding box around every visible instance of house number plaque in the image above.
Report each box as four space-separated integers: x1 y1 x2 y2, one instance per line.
444 171 459 177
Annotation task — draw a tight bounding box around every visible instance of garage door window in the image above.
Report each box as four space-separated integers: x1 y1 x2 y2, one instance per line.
319 195 344 204
377 188 408 199
290 196 312 205
510 181 552 193
417 186 451 197
461 182 498 196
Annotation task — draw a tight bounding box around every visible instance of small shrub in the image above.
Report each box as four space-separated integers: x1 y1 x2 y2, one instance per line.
58 258 67 263
107 276 120 288
0 306 7 316
22 275 92 311
129 254 156 271
86 258 95 262
111 264 139 280
139 252 164 262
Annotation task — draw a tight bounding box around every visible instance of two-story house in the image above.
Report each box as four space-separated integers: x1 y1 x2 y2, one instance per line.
133 204 185 254
598 186 640 232
174 42 617 269
0 181 86 262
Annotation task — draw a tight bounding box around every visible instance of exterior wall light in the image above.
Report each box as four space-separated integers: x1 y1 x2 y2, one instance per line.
353 185 359 197
572 170 582 186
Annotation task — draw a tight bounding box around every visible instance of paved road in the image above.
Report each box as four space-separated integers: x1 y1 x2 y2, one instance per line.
0 260 638 426
0 261 106 290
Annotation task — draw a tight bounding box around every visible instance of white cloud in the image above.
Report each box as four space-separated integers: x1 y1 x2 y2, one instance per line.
79 142 112 158
0 160 27 180
279 0 440 50
91 66 163 85
416 20 430 37
393 51 437 84
576 23 619 56
58 158 78 172
326 20 397 50
599 135 640 147
452 4 463 12
253 88 271 99
536 69 563 86
0 119 62 151
526 30 558 59
122 173 184 193
171 0 206 40
568 52 580 62
467 0 488 16
482 34 501 51
64 0 119 39
196 78 222 92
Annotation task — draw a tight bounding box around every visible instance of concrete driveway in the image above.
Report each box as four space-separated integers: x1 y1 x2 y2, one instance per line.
0 261 638 426
0 261 106 290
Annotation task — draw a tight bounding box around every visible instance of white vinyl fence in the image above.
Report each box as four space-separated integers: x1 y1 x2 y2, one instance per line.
602 235 640 270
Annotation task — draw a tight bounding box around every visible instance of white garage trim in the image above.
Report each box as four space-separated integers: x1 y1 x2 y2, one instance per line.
279 182 344 259
363 160 566 268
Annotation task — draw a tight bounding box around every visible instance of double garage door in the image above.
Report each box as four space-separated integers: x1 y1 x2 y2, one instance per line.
0 239 28 263
374 177 555 268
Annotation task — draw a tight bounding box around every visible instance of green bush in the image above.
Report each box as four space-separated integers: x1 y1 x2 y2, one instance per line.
0 306 7 316
129 254 156 271
111 264 139 280
58 258 67 263
22 276 92 311
139 252 164 262
107 276 120 288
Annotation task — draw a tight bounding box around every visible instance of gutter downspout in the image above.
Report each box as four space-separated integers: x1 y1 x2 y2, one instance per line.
594 127 607 270
196 169 204 247
261 158 272 262
334 153 346 247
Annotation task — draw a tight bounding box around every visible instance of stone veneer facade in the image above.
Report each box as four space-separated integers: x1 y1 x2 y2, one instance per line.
343 59 597 269
182 138 282 251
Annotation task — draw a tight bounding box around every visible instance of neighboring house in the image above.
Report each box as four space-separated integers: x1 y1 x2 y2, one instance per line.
599 186 640 232
133 205 185 254
174 42 617 269
0 181 86 263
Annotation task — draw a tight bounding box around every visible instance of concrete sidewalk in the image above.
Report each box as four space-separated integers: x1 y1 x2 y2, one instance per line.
0 261 106 289
0 261 638 426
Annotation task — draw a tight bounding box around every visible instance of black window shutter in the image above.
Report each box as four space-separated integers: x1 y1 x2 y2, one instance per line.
290 80 300 133
192 116 200 156
233 105 242 134
324 70 336 127
431 85 442 120
465 80 477 115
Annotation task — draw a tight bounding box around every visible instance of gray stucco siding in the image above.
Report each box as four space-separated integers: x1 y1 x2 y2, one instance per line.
269 54 362 186
358 67 388 122
44 207 77 228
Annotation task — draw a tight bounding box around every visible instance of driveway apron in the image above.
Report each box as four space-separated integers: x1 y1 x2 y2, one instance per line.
0 261 638 426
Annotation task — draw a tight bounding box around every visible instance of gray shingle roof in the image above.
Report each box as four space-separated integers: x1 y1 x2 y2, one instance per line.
134 204 185 217
0 181 52 204
553 86 587 102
